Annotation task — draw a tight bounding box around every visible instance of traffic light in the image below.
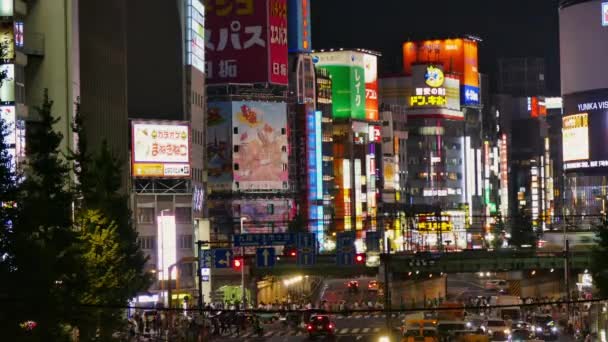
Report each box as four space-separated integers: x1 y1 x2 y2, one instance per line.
232 257 243 271
355 253 366 264
284 247 297 257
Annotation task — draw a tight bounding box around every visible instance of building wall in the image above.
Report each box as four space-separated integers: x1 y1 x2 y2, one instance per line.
79 0 129 185
25 0 79 155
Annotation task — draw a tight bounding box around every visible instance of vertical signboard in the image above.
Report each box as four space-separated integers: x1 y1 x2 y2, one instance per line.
0 105 15 168
287 0 311 53
363 53 378 121
157 215 177 280
207 102 233 190
186 0 205 73
312 51 366 120
307 108 323 243
232 101 288 190
0 64 14 102
603 2 608 27
206 0 287 85
562 113 589 162
0 22 14 61
0 0 12 17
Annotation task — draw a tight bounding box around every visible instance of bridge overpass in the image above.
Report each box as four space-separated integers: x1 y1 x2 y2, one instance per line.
248 250 593 277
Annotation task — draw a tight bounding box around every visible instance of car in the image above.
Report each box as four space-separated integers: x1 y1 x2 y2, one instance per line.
306 314 335 339
402 327 439 342
531 314 558 340
482 318 510 336
347 280 359 292
368 280 379 291
490 330 509 341
510 328 535 341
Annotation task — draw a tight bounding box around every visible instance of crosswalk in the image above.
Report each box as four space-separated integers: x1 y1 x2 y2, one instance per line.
223 327 383 338
334 313 406 320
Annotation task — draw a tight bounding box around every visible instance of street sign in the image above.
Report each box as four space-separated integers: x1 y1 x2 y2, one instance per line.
297 233 315 248
336 232 356 265
233 233 296 247
256 248 276 268
297 246 316 266
201 267 210 282
213 248 233 269
198 249 212 269
365 231 380 252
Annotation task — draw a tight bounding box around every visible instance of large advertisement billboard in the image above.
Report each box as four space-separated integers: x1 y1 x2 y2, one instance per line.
312 51 367 120
186 0 205 73
207 102 233 190
562 90 608 171
402 38 479 105
233 199 293 233
287 0 311 53
131 121 191 178
205 0 288 85
232 101 288 190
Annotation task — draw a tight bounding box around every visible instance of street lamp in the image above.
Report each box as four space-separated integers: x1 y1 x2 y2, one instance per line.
240 217 247 309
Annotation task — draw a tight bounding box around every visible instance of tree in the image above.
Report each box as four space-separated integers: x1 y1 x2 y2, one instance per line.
8 90 79 340
0 98 22 338
509 208 537 248
592 217 608 297
70 108 150 337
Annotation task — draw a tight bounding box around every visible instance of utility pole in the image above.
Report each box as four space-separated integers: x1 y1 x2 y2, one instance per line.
384 238 392 332
196 240 204 315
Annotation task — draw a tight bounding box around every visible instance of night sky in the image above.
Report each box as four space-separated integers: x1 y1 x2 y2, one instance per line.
311 0 562 94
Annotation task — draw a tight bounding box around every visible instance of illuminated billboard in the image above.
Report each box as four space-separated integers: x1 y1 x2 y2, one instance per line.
312 51 366 120
232 101 288 190
402 38 479 105
205 0 288 85
287 0 311 53
207 102 233 190
157 214 177 280
0 0 12 17
232 199 293 233
562 113 589 163
131 121 191 178
0 105 15 168
363 54 378 121
604 2 608 27
562 91 608 171
0 22 14 61
0 64 14 103
186 0 205 73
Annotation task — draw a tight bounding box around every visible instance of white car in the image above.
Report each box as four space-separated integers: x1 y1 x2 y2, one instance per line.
485 279 509 291
482 318 510 335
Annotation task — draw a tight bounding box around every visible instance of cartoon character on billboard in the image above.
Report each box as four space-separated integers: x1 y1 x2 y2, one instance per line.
425 66 445 88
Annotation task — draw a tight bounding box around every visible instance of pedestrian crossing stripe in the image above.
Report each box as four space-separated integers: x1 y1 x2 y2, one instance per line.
231 327 383 338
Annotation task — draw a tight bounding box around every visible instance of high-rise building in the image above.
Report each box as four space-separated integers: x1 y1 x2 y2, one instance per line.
559 0 608 228
497 57 546 97
127 0 207 306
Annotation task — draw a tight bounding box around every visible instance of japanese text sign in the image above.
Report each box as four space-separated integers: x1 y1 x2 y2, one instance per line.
132 121 191 178
205 0 288 85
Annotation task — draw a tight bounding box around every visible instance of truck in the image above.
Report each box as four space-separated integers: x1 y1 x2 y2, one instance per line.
490 295 523 322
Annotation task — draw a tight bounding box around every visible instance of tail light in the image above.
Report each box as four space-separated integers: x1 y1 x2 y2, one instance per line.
328 323 334 329
307 325 313 331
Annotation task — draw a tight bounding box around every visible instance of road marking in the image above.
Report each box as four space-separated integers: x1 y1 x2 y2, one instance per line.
264 330 274 337
362 328 370 333
351 328 360 334
363 315 370 318
339 328 349 334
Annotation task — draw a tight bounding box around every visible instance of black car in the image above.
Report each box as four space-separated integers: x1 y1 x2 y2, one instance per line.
511 329 534 342
347 280 359 292
306 315 335 339
532 314 558 340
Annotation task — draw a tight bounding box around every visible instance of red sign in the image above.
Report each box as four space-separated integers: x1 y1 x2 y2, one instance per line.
268 0 288 85
205 0 288 85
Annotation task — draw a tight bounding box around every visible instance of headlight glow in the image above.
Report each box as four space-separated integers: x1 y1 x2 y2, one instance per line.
378 336 390 342
536 327 543 332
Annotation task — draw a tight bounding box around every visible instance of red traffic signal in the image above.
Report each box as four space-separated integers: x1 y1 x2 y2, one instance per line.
355 253 365 264
232 257 244 271
284 247 297 257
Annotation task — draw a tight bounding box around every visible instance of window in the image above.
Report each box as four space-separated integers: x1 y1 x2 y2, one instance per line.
175 207 192 223
234 163 239 170
137 208 155 224
267 204 274 214
178 234 193 249
234 145 239 152
281 128 286 135
138 236 156 250
233 127 238 134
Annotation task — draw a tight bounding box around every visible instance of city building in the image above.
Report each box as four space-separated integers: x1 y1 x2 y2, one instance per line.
380 37 488 251
497 57 547 97
559 0 608 228
312 49 382 252
127 0 207 306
